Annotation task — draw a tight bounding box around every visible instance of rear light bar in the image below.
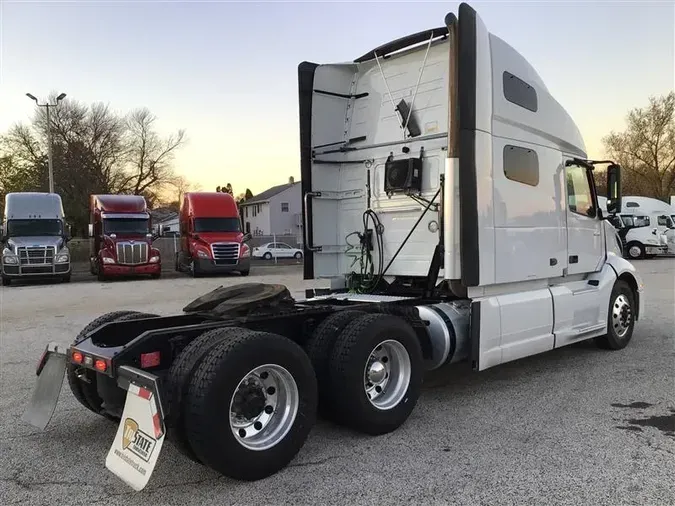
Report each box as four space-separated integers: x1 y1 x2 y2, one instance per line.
70 348 111 375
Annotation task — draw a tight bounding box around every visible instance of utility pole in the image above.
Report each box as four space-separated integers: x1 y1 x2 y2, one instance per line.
25 92 67 194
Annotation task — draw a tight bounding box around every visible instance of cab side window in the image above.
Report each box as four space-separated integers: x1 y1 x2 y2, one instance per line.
566 164 596 218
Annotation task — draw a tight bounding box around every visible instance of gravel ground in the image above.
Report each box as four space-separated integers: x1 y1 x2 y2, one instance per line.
0 260 673 506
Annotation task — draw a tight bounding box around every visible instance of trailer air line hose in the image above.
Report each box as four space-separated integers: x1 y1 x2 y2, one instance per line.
346 186 441 294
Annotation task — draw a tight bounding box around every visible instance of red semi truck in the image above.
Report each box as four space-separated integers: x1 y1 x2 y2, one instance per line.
175 191 251 277
89 194 162 281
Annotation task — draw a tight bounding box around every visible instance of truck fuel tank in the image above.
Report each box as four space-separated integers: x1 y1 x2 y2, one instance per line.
416 300 471 371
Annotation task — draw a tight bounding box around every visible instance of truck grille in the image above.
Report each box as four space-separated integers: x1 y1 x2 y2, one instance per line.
116 242 148 265
211 243 240 265
18 246 55 265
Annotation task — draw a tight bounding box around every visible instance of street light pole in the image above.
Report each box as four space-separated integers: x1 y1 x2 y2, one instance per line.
26 92 67 194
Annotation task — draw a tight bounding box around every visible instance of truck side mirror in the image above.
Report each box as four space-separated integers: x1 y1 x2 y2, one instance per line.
606 163 622 214
242 232 252 242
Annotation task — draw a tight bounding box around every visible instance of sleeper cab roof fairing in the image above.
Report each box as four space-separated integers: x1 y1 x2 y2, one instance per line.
354 27 450 63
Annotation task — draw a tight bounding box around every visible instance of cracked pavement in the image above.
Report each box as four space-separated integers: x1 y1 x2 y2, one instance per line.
1 261 674 505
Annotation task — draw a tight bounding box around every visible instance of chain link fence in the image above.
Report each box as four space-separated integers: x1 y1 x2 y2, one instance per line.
66 235 304 263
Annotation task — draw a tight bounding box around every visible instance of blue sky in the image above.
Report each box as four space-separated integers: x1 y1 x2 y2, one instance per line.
1 0 673 196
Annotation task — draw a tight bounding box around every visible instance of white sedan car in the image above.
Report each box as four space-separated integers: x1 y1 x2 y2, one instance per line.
252 242 304 260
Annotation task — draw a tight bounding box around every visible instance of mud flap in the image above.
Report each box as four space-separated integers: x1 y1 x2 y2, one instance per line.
21 343 67 430
105 366 166 491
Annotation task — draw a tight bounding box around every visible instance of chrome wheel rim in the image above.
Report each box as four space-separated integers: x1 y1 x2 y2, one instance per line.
229 364 299 451
628 245 641 258
612 294 632 338
363 340 411 410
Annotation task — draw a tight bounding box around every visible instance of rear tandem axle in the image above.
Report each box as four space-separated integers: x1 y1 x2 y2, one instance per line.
22 282 439 490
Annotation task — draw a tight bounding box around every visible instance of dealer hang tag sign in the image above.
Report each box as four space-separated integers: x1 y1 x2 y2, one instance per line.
105 388 165 491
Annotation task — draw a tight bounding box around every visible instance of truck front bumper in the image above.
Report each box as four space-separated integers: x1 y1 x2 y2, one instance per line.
2 263 70 279
195 257 250 273
101 262 161 277
645 245 668 255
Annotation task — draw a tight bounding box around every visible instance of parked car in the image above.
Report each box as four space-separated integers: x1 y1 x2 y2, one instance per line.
252 242 303 260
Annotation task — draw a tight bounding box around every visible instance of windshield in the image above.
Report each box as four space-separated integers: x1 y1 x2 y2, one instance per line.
620 215 649 228
194 217 241 233
103 218 149 235
6 219 62 237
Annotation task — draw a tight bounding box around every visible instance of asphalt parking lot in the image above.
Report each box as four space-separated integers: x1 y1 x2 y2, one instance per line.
1 260 673 505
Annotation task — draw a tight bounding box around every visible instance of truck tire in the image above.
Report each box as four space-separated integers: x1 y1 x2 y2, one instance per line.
328 313 424 435
1 276 11 286
625 241 645 259
304 310 367 418
184 328 317 481
62 273 71 283
191 260 202 278
165 327 244 463
595 280 636 350
66 311 159 419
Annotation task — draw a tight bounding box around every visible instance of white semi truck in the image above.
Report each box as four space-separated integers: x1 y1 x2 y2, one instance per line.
599 195 672 258
622 196 675 255
23 2 644 492
1 192 72 285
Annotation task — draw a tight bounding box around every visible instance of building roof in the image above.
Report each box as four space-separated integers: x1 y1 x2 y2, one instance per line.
240 181 300 206
154 212 178 224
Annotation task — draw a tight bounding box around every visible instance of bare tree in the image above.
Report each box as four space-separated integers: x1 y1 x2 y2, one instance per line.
0 96 193 233
602 92 675 201
118 108 187 197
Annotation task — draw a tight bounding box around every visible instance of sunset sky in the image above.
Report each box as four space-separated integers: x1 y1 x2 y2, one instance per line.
1 1 673 196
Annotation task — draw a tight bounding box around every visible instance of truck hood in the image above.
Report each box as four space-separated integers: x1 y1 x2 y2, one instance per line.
5 236 65 253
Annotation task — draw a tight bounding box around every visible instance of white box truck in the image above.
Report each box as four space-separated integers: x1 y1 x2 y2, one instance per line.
23 2 644 492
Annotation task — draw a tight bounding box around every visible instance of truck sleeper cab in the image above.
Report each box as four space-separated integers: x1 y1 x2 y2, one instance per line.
1 192 72 286
23 2 644 494
175 192 252 277
89 195 161 281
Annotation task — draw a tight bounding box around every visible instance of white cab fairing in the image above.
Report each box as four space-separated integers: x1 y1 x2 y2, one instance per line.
298 2 643 373
299 30 451 281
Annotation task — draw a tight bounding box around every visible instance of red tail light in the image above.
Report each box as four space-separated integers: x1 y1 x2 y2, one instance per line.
94 359 108 372
140 351 161 368
72 351 84 364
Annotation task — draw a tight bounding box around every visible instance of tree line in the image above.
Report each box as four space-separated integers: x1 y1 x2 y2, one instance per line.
600 91 675 202
0 93 199 236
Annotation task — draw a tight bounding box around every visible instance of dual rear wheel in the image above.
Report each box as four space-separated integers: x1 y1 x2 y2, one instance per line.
166 311 423 481
305 311 424 435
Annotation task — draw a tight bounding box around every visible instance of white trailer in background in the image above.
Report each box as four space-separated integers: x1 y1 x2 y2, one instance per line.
23 2 646 492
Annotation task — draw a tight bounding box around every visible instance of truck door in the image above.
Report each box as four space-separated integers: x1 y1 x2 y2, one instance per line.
564 159 604 275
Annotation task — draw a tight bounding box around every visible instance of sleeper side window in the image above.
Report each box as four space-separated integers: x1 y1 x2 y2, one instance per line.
566 164 596 218
503 145 539 186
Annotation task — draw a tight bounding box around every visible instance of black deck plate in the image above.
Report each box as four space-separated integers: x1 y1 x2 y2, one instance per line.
182 283 294 316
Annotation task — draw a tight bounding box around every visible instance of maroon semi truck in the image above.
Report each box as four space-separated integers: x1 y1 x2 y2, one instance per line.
89 195 161 281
